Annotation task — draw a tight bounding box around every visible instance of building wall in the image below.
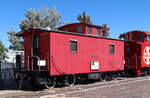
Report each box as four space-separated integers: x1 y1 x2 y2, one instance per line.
5 50 24 63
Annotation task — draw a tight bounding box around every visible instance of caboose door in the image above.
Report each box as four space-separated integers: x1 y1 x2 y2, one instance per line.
32 35 40 70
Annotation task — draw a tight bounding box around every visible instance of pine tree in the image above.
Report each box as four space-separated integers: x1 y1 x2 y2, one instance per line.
7 30 23 51
8 6 62 51
20 6 62 31
0 40 7 60
77 11 92 24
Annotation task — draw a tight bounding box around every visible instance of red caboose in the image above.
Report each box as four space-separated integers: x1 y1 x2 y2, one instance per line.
120 30 150 76
17 23 124 88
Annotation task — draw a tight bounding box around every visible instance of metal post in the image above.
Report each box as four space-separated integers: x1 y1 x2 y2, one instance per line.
27 56 29 70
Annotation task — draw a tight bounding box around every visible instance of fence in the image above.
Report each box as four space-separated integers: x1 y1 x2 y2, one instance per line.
0 61 17 89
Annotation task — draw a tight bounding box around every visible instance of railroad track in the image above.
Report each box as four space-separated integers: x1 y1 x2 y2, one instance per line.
1 76 150 98
41 76 150 98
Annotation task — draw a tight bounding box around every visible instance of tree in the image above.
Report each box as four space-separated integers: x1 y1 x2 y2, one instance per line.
8 6 62 51
7 30 23 51
20 6 62 31
77 11 92 24
0 40 7 60
102 24 110 37
77 11 109 37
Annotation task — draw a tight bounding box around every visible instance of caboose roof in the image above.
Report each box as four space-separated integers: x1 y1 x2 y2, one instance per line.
120 30 150 35
16 27 123 42
58 23 103 29
16 23 106 37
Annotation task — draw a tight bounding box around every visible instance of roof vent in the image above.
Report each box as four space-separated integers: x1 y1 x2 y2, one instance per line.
46 27 51 30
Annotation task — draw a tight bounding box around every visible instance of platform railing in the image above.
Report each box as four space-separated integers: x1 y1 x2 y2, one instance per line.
125 55 142 69
26 55 51 71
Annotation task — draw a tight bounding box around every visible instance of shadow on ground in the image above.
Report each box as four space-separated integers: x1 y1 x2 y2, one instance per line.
0 75 136 91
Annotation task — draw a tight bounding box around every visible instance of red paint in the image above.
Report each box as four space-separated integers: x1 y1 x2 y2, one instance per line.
50 31 124 75
19 23 124 76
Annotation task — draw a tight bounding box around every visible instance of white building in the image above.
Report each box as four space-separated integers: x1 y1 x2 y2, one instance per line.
5 50 24 63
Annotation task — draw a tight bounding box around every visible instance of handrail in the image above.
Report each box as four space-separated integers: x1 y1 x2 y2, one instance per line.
47 54 50 71
27 56 29 70
134 54 138 67
126 55 142 69
27 55 50 71
50 56 66 74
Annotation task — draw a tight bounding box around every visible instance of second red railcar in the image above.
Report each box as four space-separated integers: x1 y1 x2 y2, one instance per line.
120 30 150 75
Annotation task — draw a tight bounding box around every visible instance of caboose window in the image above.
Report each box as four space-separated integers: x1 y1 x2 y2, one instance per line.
70 40 77 52
137 33 144 41
88 27 92 34
76 26 82 33
126 48 130 54
96 29 100 35
64 28 68 32
33 35 40 49
110 44 115 54
147 35 150 41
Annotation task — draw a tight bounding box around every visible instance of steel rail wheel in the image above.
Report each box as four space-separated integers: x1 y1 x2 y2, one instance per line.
17 73 24 89
112 72 118 80
44 77 56 89
65 74 76 86
144 71 148 76
30 76 41 88
147 70 150 75
99 72 107 81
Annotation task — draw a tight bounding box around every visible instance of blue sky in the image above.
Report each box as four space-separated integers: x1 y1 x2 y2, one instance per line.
0 0 150 48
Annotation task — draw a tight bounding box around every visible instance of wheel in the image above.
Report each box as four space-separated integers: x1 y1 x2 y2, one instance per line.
144 71 148 76
112 72 118 80
16 73 24 89
18 77 23 89
65 74 76 86
15 71 20 81
30 75 41 88
44 77 56 89
147 70 150 75
99 72 107 81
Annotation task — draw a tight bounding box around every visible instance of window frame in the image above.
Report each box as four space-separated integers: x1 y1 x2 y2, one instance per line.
146 35 150 41
137 33 144 41
88 27 92 34
33 35 40 49
96 28 100 35
64 28 68 32
109 44 115 54
70 40 78 52
126 47 130 54
76 26 82 33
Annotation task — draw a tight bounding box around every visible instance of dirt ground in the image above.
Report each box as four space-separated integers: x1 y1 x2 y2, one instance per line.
0 76 150 98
